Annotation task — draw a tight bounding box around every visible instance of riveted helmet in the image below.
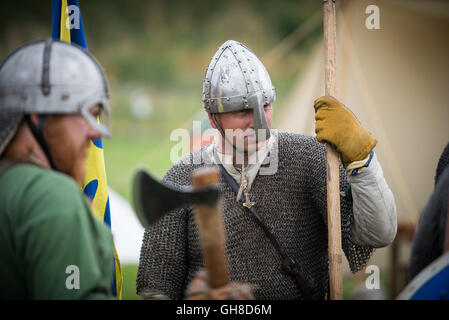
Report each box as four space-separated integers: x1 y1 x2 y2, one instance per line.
202 40 275 141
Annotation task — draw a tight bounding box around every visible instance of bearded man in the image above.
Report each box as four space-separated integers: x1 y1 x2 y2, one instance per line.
0 39 251 301
137 40 397 300
0 39 115 299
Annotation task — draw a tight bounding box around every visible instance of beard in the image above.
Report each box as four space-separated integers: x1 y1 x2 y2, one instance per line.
44 120 91 185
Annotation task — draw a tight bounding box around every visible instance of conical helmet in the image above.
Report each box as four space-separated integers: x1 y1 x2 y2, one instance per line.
0 39 110 155
202 40 275 139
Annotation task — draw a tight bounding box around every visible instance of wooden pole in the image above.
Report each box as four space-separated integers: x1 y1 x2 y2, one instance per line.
323 0 343 300
192 167 229 289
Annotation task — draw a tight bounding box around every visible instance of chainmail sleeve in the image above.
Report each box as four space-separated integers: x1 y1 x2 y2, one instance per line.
306 137 374 273
136 155 195 300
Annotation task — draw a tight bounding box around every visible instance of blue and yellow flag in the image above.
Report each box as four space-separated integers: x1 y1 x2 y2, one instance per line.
51 0 122 299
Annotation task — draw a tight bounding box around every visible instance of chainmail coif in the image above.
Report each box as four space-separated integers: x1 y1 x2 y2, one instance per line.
137 132 374 299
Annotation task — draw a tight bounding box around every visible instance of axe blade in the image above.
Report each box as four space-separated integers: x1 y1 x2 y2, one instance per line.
132 167 220 228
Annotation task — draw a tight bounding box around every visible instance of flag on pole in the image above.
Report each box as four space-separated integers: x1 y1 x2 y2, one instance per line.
51 0 122 299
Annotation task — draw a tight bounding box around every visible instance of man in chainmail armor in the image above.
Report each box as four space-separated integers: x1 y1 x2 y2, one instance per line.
137 40 397 300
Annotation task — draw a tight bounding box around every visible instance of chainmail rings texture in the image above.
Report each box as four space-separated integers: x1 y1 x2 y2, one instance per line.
137 132 374 299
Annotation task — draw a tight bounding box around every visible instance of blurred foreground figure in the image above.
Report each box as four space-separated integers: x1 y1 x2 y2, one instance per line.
0 38 243 301
0 39 115 299
408 142 449 281
137 40 398 299
397 143 449 299
140 269 254 300
185 270 254 300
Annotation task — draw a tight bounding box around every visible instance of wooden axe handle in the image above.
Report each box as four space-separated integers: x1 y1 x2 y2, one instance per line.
323 0 343 300
192 167 229 289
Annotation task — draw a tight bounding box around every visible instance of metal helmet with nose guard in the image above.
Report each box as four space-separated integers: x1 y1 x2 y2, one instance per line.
0 39 111 168
202 40 275 142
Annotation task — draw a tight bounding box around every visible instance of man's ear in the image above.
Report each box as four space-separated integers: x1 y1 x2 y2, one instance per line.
208 113 217 129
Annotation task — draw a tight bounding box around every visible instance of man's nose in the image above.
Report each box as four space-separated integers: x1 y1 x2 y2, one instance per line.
247 109 254 128
87 125 102 141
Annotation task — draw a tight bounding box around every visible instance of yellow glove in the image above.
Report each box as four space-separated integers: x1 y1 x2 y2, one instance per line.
314 96 377 168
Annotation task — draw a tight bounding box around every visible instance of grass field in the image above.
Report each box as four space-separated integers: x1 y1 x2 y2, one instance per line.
122 264 140 300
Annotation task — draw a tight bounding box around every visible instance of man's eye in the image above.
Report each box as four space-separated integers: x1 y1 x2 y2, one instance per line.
90 107 102 118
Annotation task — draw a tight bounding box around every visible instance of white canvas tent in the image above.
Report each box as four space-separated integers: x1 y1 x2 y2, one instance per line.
110 188 145 265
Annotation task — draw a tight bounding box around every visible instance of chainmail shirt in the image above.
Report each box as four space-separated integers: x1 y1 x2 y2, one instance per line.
137 132 374 299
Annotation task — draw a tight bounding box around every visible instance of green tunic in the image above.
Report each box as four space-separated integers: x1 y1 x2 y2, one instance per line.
0 163 114 299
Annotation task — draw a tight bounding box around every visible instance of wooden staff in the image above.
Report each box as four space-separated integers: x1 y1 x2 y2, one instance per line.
192 167 229 289
323 0 343 300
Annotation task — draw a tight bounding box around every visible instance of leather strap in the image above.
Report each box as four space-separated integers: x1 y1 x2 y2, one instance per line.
24 115 56 170
218 163 314 300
